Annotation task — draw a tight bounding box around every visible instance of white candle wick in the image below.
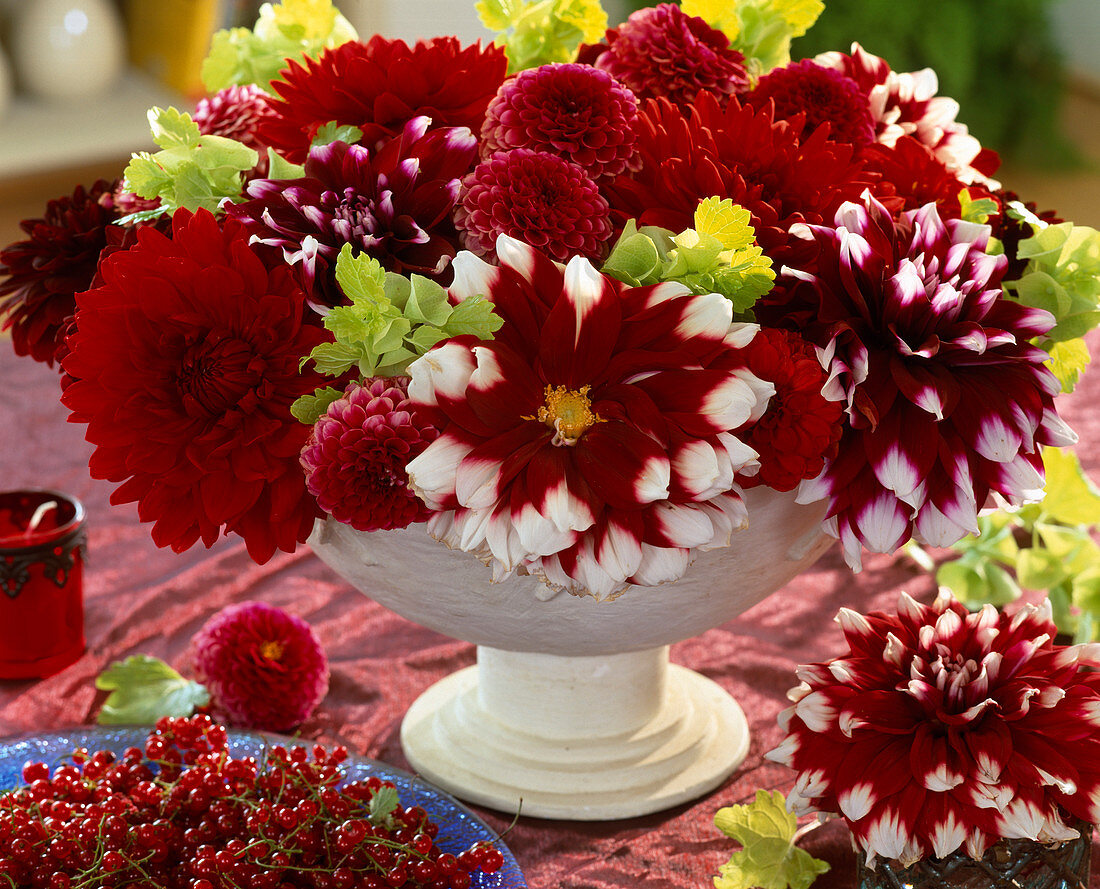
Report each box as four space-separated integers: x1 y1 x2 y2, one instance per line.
26 500 59 536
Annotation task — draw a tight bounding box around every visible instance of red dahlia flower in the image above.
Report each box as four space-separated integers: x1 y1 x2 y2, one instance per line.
455 149 612 264
759 195 1075 568
588 3 748 105
227 120 477 306
815 43 1000 186
745 59 875 146
730 327 844 493
301 378 438 532
404 236 773 599
0 180 121 366
768 593 1100 865
259 36 507 163
192 84 279 151
603 92 872 270
192 601 329 732
61 209 329 563
480 63 639 180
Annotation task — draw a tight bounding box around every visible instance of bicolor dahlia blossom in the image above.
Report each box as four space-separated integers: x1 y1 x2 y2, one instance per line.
455 150 612 264
767 592 1100 865
815 43 1000 185
301 377 437 532
480 63 639 180
586 3 748 105
227 120 477 305
745 60 875 147
603 92 872 269
0 180 121 365
61 209 328 563
192 601 329 732
758 195 1075 568
404 235 774 599
259 36 507 162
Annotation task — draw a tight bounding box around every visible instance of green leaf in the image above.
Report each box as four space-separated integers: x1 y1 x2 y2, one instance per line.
1016 548 1068 591
1038 447 1100 525
335 245 387 304
602 222 667 287
444 294 504 338
404 276 453 327
95 656 209 725
476 0 608 72
312 122 365 149
959 188 999 225
148 106 201 149
713 790 830 889
685 0 824 74
369 785 400 827
266 148 306 181
307 341 361 377
290 385 344 424
1046 337 1091 393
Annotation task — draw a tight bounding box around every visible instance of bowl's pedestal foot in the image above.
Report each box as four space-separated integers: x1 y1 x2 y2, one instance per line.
400 645 749 820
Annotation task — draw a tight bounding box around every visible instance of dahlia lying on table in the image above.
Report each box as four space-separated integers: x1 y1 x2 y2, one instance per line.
1 0 1098 600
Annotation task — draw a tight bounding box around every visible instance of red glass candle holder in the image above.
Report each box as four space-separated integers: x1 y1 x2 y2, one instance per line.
0 489 87 679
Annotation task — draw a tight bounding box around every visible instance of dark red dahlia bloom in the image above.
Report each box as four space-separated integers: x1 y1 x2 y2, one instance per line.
990 192 1063 281
769 593 1100 864
727 327 844 492
480 63 639 180
193 84 279 151
301 377 438 532
259 36 507 163
227 120 478 306
590 3 748 105
0 180 121 365
760 195 1075 568
192 601 329 732
603 92 872 270
745 59 875 146
61 209 329 563
862 136 997 221
455 149 613 264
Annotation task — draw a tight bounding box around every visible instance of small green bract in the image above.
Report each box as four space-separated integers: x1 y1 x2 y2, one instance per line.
95 655 210 725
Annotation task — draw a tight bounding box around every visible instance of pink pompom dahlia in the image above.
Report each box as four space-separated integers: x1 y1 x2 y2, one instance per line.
455 150 612 264
404 235 773 599
767 592 1100 866
758 195 1075 568
192 601 329 732
745 59 875 146
301 378 438 532
590 3 748 105
227 119 477 305
480 63 639 180
192 84 279 151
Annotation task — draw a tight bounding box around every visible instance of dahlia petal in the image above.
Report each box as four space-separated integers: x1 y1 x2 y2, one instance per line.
838 783 877 822
405 433 476 509
629 543 690 586
577 424 670 507
793 690 839 733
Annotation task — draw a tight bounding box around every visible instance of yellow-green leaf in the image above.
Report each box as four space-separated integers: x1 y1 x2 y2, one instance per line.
695 197 755 252
1039 447 1100 526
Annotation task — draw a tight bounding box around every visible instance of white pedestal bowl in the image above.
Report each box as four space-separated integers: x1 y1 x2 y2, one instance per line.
308 487 832 820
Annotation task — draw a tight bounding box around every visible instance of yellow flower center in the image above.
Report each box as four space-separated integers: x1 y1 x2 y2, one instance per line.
535 384 602 446
259 640 285 661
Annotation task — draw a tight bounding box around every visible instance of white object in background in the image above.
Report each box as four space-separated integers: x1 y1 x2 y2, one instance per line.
0 46 13 122
339 0 489 43
10 0 125 101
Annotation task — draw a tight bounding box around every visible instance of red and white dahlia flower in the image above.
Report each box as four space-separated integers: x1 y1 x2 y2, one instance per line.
815 43 1000 186
759 194 1075 568
404 236 773 599
767 592 1100 866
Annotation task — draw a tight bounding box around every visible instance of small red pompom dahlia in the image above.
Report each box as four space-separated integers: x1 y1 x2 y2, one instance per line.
745 59 875 146
815 43 1000 186
259 36 507 162
590 3 748 105
480 63 639 180
227 119 478 305
455 149 613 264
301 378 438 532
192 84 279 151
729 327 844 492
768 593 1100 865
0 180 121 365
759 195 1075 568
405 236 773 599
192 601 329 732
61 209 329 563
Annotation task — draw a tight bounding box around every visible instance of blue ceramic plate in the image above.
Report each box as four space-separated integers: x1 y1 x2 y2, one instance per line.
0 727 526 888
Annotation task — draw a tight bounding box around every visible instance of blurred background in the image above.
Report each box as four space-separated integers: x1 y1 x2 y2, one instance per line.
0 0 1097 247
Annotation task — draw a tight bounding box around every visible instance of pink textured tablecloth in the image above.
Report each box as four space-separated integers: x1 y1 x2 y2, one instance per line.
2 340 1099 889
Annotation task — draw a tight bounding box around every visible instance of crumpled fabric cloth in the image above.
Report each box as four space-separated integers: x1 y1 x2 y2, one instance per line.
2 339 1099 889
